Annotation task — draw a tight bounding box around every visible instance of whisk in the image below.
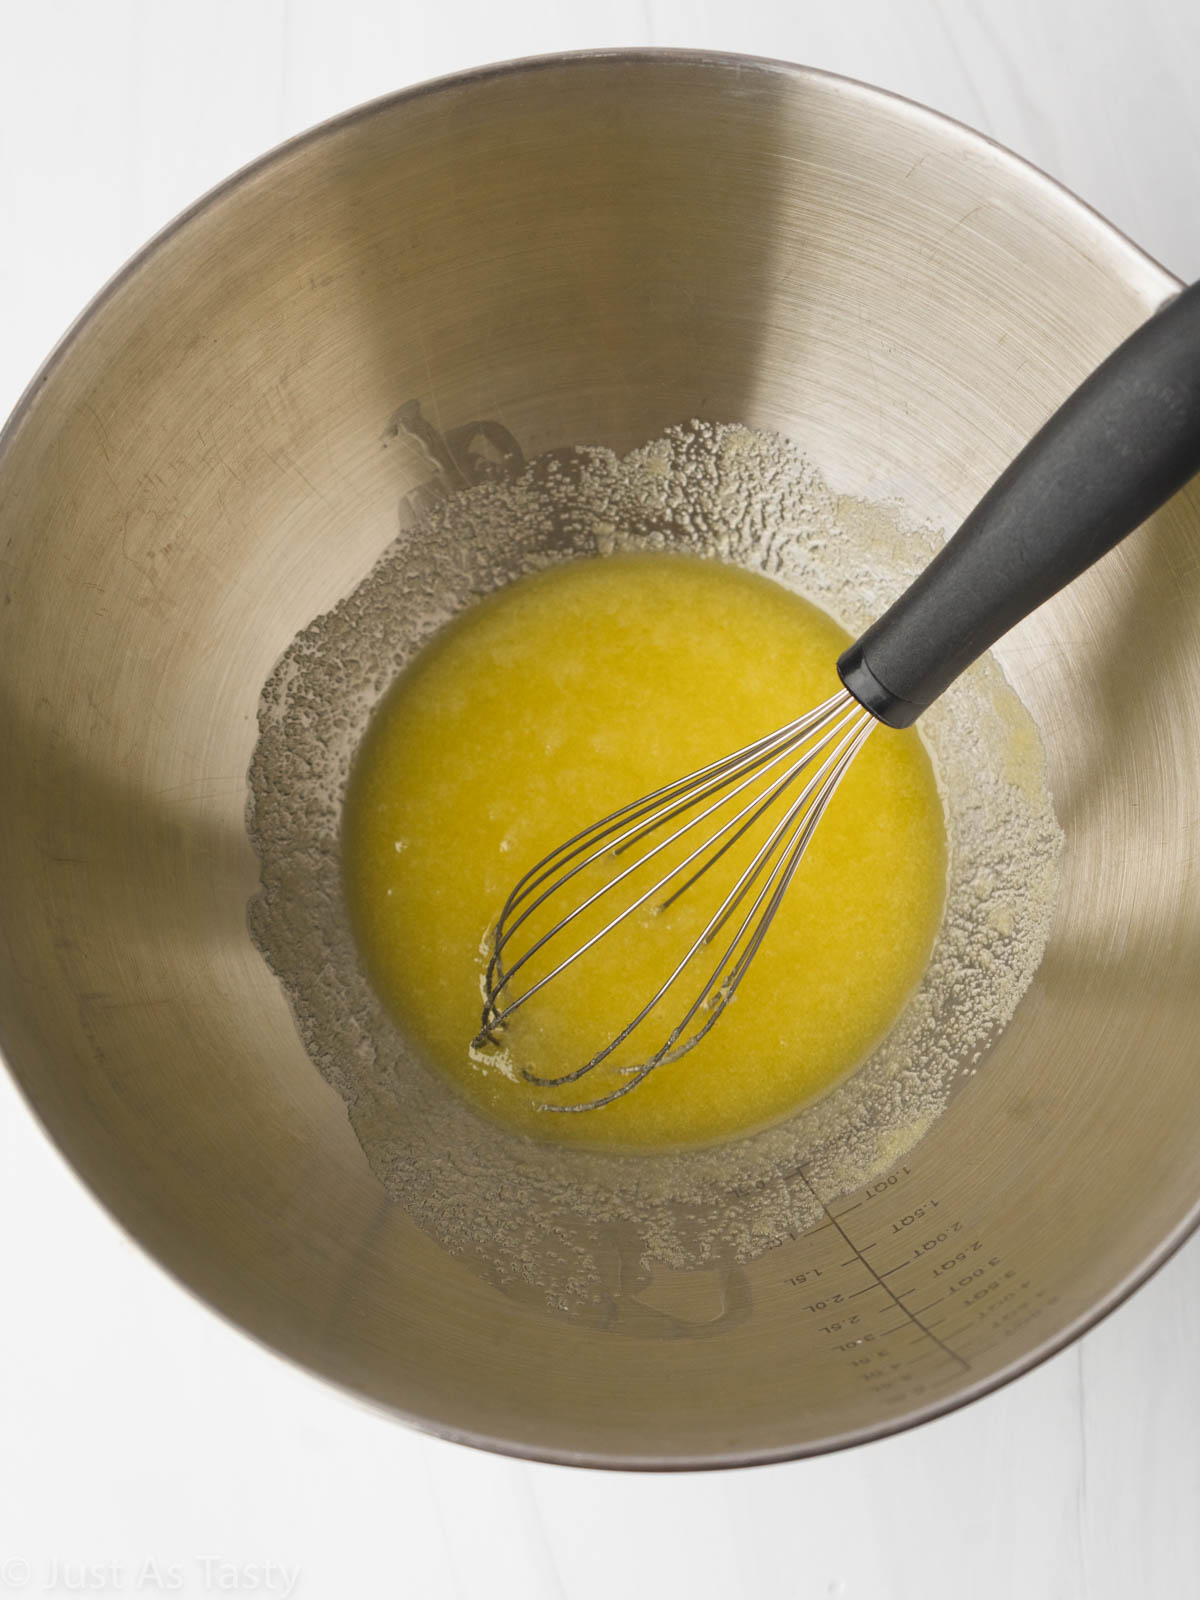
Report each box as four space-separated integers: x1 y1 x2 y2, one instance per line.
476 280 1200 1110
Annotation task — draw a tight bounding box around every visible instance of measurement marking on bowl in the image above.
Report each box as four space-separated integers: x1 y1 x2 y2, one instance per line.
774 1155 1066 1411
796 1170 971 1374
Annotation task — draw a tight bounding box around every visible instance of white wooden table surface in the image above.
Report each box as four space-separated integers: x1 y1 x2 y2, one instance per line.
2 4 1199 1597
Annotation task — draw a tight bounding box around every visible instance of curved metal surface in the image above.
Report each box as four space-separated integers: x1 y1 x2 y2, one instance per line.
0 50 1198 1468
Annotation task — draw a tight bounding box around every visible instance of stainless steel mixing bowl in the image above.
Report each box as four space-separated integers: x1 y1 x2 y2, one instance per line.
1 50 1198 1468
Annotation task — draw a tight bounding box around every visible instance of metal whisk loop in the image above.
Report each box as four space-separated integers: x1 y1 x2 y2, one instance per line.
474 688 878 1109
480 688 853 1016
477 690 858 1038
520 700 870 1085
529 703 875 1111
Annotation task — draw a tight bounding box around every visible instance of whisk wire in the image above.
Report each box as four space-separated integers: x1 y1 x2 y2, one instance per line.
657 699 863 914
482 690 852 1005
608 693 855 861
481 738 815 1038
520 703 875 1104
479 691 857 1034
491 702 837 935
697 707 874 951
475 686 880 1110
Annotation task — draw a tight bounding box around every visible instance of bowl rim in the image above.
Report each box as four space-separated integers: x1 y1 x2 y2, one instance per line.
0 46 1191 1472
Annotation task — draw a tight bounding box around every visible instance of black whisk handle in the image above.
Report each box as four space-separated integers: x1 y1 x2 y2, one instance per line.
839 279 1200 728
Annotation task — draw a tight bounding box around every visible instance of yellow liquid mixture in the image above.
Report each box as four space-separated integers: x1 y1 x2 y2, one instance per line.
342 554 946 1151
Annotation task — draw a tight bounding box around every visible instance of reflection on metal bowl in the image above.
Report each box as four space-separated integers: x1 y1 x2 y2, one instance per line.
0 51 1197 1467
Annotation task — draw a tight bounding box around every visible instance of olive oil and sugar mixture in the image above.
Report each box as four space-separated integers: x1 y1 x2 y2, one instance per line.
342 554 946 1151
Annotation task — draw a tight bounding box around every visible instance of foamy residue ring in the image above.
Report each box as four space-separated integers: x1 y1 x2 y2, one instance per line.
247 421 1061 1311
